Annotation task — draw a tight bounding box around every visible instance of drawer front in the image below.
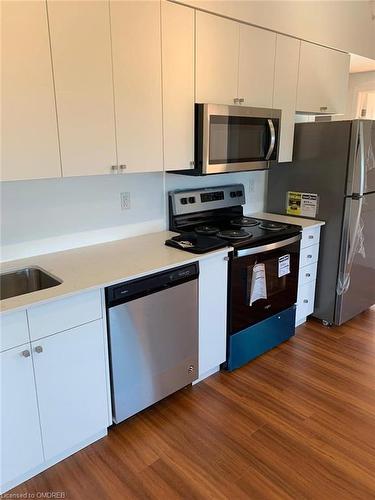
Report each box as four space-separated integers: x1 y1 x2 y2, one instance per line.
296 281 316 320
301 226 320 249
28 289 102 341
0 310 29 352
298 262 318 287
300 244 319 268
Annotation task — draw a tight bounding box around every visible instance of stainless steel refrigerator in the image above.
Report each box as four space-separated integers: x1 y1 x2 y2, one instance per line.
267 119 375 325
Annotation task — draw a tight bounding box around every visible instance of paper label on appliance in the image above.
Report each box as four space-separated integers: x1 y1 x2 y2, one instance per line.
249 263 267 306
278 254 290 277
286 191 319 218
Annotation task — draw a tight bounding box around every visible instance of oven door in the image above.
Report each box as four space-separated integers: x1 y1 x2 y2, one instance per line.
228 235 301 334
197 103 281 174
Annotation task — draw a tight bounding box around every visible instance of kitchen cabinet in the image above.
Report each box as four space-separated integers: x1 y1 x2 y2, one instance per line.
32 320 108 460
196 11 239 105
47 1 117 177
1 0 61 181
198 254 228 381
296 225 322 326
296 42 350 115
0 291 110 494
110 0 163 172
1 344 44 490
273 35 301 162
238 24 276 108
162 1 195 171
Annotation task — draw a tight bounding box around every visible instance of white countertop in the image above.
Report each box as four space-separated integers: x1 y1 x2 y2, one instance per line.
249 212 325 229
0 231 231 314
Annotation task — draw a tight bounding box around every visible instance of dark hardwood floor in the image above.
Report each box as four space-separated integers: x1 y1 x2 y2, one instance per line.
9 307 375 499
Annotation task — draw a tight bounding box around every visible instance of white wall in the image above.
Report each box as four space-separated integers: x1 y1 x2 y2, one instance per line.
0 170 266 261
178 0 375 59
341 71 375 120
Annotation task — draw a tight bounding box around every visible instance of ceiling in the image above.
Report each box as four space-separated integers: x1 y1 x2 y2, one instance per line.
350 54 375 73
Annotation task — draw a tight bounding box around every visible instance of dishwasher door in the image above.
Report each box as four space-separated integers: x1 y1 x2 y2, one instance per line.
108 278 198 423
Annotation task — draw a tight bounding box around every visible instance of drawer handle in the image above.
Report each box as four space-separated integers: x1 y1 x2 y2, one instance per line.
34 345 43 354
320 106 328 111
305 273 311 277
303 299 309 303
307 254 313 258
308 235 314 239
21 349 30 358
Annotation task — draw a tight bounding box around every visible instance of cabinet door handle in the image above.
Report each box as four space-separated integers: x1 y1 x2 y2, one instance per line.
320 106 328 112
21 349 31 358
308 235 314 239
111 165 118 174
307 254 313 258
34 345 43 354
239 98 244 104
189 160 195 167
303 299 309 303
305 273 311 277
119 164 127 172
233 98 239 104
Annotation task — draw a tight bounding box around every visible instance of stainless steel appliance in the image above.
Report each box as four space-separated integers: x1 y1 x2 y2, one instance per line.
267 119 375 325
168 184 301 370
106 264 199 423
170 104 281 175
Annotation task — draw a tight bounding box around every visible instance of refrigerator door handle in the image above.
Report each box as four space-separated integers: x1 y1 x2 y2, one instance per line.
357 121 366 196
337 196 364 296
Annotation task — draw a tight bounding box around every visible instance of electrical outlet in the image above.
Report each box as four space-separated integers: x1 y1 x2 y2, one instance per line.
120 192 131 210
249 179 255 193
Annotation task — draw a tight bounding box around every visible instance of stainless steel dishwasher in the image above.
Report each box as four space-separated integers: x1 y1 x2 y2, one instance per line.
106 263 199 423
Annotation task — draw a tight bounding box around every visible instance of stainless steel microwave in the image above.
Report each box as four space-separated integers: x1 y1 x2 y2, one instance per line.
171 103 281 176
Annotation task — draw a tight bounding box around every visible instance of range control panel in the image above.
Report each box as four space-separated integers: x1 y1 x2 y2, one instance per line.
170 184 246 216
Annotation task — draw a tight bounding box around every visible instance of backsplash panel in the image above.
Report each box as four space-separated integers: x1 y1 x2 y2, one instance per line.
1 171 266 261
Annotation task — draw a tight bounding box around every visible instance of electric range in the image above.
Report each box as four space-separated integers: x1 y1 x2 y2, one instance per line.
167 184 302 371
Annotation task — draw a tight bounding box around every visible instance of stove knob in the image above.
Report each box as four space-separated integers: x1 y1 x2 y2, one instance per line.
236 190 243 197
180 198 188 205
230 191 236 198
189 197 196 204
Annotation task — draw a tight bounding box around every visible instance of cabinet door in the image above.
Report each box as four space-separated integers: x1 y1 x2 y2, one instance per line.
1 0 61 181
199 254 228 378
48 1 117 177
32 320 108 461
273 35 300 162
1 344 44 488
111 1 163 172
238 25 276 107
162 1 195 171
296 42 350 114
196 11 239 105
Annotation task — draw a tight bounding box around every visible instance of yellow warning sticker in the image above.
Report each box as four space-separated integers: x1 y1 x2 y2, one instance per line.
286 191 318 218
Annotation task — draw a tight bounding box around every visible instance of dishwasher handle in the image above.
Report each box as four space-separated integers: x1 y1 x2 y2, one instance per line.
106 262 199 307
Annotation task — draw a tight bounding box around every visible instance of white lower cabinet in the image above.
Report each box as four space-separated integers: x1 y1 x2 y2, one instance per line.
296 226 322 326
198 253 228 381
31 320 108 461
0 292 110 494
1 344 44 488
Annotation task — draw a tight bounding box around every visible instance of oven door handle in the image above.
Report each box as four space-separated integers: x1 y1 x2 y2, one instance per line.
234 234 301 258
265 119 276 160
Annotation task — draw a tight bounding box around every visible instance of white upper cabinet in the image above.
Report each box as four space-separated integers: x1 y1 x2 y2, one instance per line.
47 1 117 177
196 11 239 105
273 35 300 162
162 1 195 171
110 1 163 172
296 42 350 114
238 24 276 107
1 1 61 181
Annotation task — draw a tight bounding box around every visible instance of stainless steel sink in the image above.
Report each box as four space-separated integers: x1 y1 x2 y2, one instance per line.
0 267 62 300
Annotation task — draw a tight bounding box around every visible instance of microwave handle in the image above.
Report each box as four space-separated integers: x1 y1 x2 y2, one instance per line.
265 119 276 160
